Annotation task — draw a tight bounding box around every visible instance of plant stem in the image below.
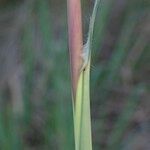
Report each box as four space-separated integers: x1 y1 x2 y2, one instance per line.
67 0 83 100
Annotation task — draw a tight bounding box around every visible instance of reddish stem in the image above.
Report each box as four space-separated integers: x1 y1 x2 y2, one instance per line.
67 0 83 100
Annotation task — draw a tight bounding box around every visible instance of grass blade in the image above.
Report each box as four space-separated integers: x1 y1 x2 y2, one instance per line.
74 0 100 150
107 85 145 150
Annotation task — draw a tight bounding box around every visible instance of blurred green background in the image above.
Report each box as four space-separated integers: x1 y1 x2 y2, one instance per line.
0 0 149 149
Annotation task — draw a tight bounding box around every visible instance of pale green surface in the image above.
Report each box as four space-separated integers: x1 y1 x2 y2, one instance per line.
74 1 100 150
75 60 92 150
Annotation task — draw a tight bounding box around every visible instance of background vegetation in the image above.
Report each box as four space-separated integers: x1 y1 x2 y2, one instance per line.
0 0 149 149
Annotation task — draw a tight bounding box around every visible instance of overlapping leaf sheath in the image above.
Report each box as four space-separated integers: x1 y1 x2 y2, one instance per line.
74 1 100 150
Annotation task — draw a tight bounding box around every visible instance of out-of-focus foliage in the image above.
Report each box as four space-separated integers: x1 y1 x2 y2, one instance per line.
0 0 149 149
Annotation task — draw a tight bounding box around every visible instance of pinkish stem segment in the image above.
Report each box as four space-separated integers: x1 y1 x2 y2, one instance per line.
67 0 83 100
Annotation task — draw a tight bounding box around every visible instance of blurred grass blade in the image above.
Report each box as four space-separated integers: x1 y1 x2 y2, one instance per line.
74 0 100 150
93 0 114 52
0 112 7 149
107 85 145 150
37 0 52 57
22 22 35 126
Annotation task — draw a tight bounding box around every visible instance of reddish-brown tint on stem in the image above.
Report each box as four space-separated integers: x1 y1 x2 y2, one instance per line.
67 0 83 101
